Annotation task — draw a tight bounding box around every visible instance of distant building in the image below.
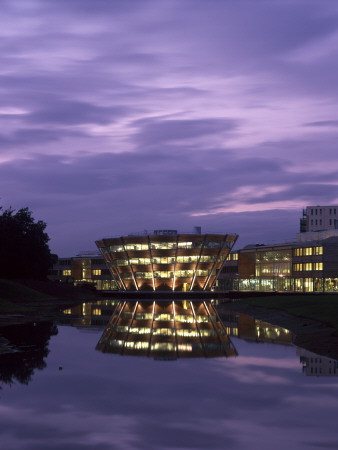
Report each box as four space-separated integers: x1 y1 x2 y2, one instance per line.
219 236 338 293
48 252 118 290
300 206 338 233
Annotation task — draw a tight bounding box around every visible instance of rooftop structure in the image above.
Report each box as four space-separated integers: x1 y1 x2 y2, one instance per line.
300 206 338 233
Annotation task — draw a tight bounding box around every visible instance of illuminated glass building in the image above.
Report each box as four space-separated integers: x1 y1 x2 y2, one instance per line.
96 229 237 291
219 236 338 292
96 300 237 359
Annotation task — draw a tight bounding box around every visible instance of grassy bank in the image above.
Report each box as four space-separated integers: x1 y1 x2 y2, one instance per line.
0 279 56 313
0 279 100 318
238 294 338 333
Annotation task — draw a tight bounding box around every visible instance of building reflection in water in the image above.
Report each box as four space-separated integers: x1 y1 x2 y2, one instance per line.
62 300 118 328
62 300 294 359
297 348 338 377
61 299 338 374
96 301 237 359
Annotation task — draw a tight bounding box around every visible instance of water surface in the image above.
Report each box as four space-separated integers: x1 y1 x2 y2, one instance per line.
0 300 338 450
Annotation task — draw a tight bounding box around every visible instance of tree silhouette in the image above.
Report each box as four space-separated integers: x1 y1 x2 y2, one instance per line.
0 321 58 387
0 207 52 280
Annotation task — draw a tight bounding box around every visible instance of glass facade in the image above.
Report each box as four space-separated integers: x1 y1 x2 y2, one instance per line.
220 240 338 293
96 233 238 291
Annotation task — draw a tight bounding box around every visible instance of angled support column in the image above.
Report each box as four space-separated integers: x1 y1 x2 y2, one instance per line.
96 301 126 351
172 235 179 291
121 301 139 355
203 301 230 356
190 235 208 291
172 301 179 358
99 241 126 290
209 301 238 356
210 235 238 290
147 301 156 357
147 236 156 291
190 301 207 357
121 237 139 291
203 236 228 291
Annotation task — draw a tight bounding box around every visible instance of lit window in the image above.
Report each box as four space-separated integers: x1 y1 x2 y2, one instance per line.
313 246 323 255
304 247 312 256
92 269 101 276
314 263 323 271
304 263 312 271
62 270 71 276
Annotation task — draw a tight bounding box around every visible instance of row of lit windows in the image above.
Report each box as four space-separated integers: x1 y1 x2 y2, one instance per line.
227 253 238 261
121 311 213 323
294 246 323 256
256 262 291 276
256 251 292 262
108 241 224 252
120 269 214 280
114 255 225 266
293 263 323 271
110 340 201 352
62 269 102 276
115 326 218 337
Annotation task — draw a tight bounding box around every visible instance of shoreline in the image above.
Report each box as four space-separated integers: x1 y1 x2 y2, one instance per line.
1 280 338 361
217 300 338 360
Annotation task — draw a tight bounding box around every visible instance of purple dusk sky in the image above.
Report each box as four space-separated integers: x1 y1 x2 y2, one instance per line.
1 0 338 256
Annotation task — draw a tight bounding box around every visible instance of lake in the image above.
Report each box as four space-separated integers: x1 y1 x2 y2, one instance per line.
0 299 338 450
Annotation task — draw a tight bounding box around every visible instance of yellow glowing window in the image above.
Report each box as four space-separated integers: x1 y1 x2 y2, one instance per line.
177 344 192 352
152 328 175 336
92 308 101 315
129 327 151 334
314 263 323 271
313 246 323 255
154 313 173 321
177 329 199 337
293 264 302 271
304 247 313 256
175 315 194 323
304 263 312 270
62 270 71 276
92 269 101 276
151 342 176 351
294 248 302 256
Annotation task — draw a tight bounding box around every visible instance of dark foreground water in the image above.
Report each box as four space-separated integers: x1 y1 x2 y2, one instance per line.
0 301 338 450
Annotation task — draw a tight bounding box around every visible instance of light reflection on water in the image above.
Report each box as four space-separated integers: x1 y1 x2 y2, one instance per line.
0 300 338 450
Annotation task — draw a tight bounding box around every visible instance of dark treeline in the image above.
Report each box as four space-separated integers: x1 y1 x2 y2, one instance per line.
0 207 53 280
